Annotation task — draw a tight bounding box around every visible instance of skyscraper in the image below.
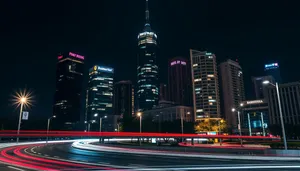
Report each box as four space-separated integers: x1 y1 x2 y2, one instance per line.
114 81 134 119
190 50 220 121
252 75 275 99
85 65 114 131
264 62 281 83
159 83 168 101
219 59 245 128
168 57 192 106
137 0 159 111
53 52 84 130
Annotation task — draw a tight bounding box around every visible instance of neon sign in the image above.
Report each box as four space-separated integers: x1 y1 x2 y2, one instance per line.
265 63 278 69
171 60 187 66
69 52 84 60
58 55 63 60
246 100 263 105
97 66 113 73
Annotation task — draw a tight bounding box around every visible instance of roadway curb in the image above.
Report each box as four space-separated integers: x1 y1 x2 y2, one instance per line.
72 140 300 161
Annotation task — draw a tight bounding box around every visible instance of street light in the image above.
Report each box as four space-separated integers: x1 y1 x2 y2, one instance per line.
137 112 142 146
232 108 243 146
263 80 287 150
46 115 56 144
13 89 33 143
99 115 107 133
218 119 224 145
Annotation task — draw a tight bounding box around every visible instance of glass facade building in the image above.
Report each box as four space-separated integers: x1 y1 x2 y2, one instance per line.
85 65 114 131
252 75 275 99
264 62 282 83
190 50 220 121
137 0 159 111
53 52 84 130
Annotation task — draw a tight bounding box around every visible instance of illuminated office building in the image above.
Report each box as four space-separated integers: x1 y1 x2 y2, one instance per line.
53 52 84 130
266 82 300 125
219 59 245 128
264 62 282 83
137 0 159 111
190 50 220 121
114 81 134 118
168 57 192 106
85 65 114 131
252 75 275 99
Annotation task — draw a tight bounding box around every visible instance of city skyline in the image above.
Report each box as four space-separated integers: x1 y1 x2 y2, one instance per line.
1 0 300 122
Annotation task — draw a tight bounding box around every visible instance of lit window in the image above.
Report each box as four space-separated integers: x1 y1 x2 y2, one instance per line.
195 88 201 91
106 104 112 107
193 64 198 67
207 74 214 77
194 78 202 82
209 99 216 102
207 78 211 81
208 96 212 99
209 102 213 105
196 109 203 112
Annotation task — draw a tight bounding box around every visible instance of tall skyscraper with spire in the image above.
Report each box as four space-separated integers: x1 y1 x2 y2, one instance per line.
137 0 159 112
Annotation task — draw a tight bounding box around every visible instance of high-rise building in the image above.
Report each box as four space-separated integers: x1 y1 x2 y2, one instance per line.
114 81 134 119
264 62 282 83
190 50 220 121
168 57 192 106
53 52 84 130
252 75 275 99
219 59 245 128
159 83 168 101
85 65 114 131
266 82 300 125
137 0 159 111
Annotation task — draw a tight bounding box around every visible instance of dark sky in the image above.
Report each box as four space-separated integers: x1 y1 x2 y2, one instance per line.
1 0 300 122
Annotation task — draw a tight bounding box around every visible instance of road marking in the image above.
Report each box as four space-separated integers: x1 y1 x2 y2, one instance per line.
7 166 25 171
129 164 145 167
98 162 110 165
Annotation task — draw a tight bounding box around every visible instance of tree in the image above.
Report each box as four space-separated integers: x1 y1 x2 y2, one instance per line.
194 119 227 133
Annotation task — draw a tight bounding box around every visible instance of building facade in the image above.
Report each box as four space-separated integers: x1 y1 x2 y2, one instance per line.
159 83 168 101
85 65 114 131
143 105 193 123
266 82 300 125
137 0 159 111
240 99 269 135
168 57 192 106
264 62 282 83
219 59 245 128
190 50 220 121
53 52 84 130
252 76 275 99
113 80 134 119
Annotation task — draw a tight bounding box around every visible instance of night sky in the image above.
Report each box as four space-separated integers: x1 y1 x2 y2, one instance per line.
1 0 300 123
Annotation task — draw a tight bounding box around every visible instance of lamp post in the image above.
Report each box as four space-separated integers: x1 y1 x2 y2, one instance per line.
137 112 142 146
46 115 56 144
232 107 243 147
218 119 224 145
17 97 27 143
261 112 266 136
263 80 287 150
99 115 107 133
247 113 252 136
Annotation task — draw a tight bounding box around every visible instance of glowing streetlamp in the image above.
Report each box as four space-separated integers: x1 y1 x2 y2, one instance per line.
13 90 32 143
263 80 287 150
46 115 56 144
137 112 142 146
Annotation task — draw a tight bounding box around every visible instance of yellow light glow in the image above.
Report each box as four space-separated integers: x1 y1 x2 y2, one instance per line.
12 89 33 109
137 112 142 117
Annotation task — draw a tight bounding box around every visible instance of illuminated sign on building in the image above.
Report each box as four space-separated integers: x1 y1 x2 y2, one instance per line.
58 55 63 60
69 52 85 60
171 60 187 66
265 63 278 69
97 66 113 73
246 100 264 105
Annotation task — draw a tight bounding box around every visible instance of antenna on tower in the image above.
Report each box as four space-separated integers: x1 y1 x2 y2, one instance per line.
145 0 150 23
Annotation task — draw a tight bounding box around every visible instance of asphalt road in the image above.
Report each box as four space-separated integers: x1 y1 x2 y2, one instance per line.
27 143 300 170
